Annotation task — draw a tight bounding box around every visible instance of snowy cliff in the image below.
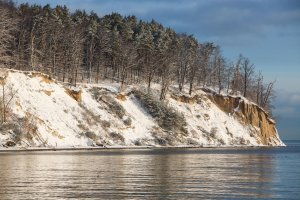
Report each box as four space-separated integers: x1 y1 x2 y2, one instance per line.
0 70 284 148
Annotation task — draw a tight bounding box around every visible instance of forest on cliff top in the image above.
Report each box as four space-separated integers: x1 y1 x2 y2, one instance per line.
0 1 275 113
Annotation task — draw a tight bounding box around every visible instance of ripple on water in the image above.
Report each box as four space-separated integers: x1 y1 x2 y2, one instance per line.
0 144 300 199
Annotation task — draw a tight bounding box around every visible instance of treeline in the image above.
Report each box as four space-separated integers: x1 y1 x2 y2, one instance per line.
0 1 275 112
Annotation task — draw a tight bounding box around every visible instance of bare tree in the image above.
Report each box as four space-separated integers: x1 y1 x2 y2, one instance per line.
226 63 234 94
119 42 137 91
256 71 263 104
211 46 226 94
0 7 17 68
197 43 215 87
261 80 276 110
69 26 84 86
187 49 199 95
0 77 17 124
158 28 179 100
177 34 197 92
241 56 254 98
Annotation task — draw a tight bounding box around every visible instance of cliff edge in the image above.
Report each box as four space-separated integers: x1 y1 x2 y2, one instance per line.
207 92 282 146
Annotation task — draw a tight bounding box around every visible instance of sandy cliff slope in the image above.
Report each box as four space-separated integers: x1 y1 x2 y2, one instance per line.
0 70 284 148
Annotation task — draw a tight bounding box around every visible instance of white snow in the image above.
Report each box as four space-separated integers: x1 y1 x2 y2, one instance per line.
168 95 259 146
116 95 155 144
0 70 284 148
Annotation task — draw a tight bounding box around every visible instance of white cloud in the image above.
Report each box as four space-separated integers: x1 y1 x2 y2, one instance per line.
274 90 300 118
290 94 300 105
274 106 296 116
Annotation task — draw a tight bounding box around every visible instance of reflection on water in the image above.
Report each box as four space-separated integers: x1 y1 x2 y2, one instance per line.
0 146 300 199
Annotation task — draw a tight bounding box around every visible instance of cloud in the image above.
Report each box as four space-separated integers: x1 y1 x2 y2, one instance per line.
121 0 300 39
274 90 300 119
20 0 300 38
290 94 300 105
271 89 300 139
275 106 297 116
276 90 300 105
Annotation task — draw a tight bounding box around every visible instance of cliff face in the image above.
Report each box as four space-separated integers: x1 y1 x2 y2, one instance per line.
209 94 282 146
0 70 284 148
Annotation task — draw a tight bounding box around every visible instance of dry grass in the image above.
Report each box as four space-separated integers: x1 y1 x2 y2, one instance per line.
65 88 82 102
41 89 53 96
31 72 54 84
51 130 65 139
116 93 127 101
15 100 22 109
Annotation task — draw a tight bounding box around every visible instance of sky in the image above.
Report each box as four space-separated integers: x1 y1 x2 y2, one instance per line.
17 0 300 140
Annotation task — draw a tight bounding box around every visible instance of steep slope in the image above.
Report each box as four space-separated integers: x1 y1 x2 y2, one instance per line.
205 90 282 146
0 70 284 148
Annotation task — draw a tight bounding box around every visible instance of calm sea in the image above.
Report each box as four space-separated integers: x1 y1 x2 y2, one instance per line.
0 141 300 199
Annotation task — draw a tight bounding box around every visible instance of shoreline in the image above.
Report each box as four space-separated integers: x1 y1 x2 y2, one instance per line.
0 145 285 153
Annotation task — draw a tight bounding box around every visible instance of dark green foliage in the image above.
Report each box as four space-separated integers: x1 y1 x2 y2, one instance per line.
90 87 126 119
134 139 142 146
108 98 126 119
81 131 98 141
110 132 125 143
133 90 163 118
154 137 167 146
134 90 187 133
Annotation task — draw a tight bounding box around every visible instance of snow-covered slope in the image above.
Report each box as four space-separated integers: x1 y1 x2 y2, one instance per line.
0 70 284 148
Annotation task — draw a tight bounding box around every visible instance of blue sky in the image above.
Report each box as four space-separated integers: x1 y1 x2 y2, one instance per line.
17 0 300 139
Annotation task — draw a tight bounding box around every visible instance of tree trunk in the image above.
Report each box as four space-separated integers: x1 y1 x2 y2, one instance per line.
189 81 193 95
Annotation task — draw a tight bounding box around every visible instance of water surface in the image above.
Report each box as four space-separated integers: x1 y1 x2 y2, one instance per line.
0 141 300 199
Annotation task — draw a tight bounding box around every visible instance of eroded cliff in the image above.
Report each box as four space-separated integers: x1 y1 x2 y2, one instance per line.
208 93 282 146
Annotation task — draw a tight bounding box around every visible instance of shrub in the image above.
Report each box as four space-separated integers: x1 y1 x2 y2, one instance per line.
209 127 218 139
5 141 16 147
110 132 125 143
225 127 233 138
133 90 163 118
197 126 210 135
134 90 187 134
13 128 22 143
90 87 102 100
0 123 18 131
187 138 199 145
239 138 248 145
218 138 225 145
204 113 210 121
134 138 151 146
90 87 126 119
80 131 98 141
100 120 111 128
0 122 23 143
134 139 142 146
154 137 167 146
109 100 126 119
123 117 132 126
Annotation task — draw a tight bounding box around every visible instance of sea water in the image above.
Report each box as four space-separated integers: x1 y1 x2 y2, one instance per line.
0 141 299 199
